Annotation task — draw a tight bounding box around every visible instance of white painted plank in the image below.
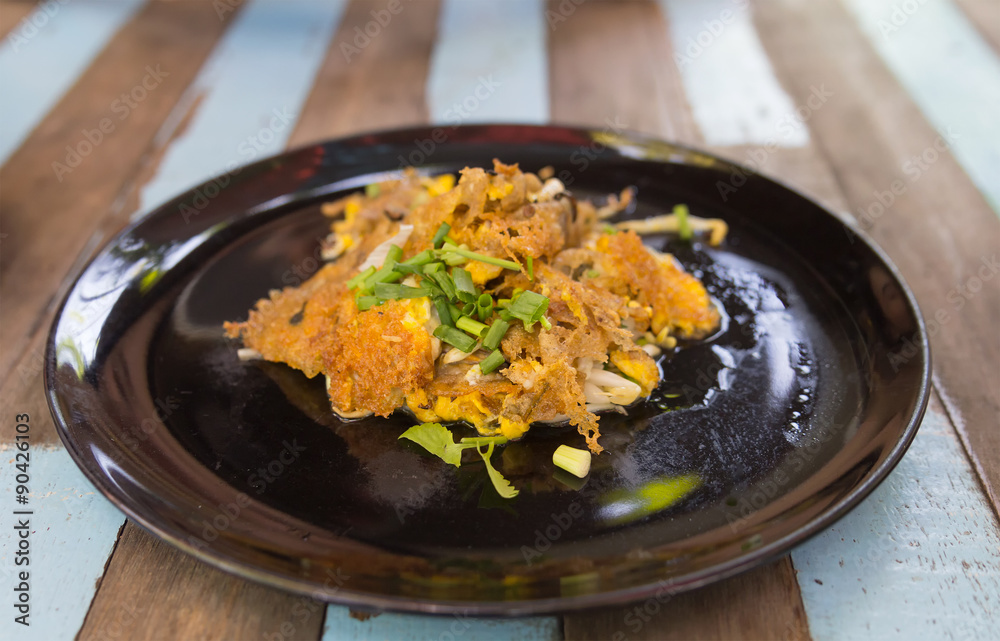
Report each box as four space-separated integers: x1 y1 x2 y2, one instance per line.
659 0 809 147
841 0 1000 214
136 0 347 215
0 445 125 640
322 606 561 641
427 0 548 125
0 0 145 166
791 403 1000 641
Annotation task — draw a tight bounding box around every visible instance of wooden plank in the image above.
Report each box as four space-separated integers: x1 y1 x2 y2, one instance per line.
552 4 817 639
0 446 126 640
840 0 1000 212
563 558 809 641
76 523 325 641
953 0 1000 59
755 0 1000 518
287 0 440 145
0 0 38 41
659 0 808 147
322 608 561 641
427 0 547 124
0 0 145 164
135 0 348 214
547 0 701 144
791 395 1000 640
65 2 347 640
0 0 241 395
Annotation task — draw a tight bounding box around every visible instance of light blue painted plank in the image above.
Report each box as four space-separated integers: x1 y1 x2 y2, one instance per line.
660 0 809 147
136 0 347 215
0 445 125 639
0 0 144 166
427 0 548 125
841 0 1000 214
792 403 1000 640
322 606 561 641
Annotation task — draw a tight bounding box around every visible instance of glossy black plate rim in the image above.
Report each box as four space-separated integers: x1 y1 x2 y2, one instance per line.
45 123 930 616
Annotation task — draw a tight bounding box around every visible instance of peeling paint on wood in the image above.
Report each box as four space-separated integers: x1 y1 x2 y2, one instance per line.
792 398 1000 640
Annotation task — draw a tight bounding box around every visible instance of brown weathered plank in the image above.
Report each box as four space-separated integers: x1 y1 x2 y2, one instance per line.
551 3 821 640
0 0 239 393
287 0 440 146
755 0 1000 517
564 558 810 641
547 0 700 146
76 523 325 641
74 3 445 639
0 0 36 41
954 0 1000 55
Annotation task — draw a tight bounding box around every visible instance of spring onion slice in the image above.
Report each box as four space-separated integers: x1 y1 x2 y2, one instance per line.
429 271 457 300
452 268 478 303
373 283 429 299
476 293 493 321
507 290 549 330
552 445 591 478
479 349 505 374
674 203 692 241
433 297 453 326
384 244 403 266
456 315 488 337
356 295 382 311
526 256 534 280
423 262 444 274
438 246 520 271
401 249 435 267
347 266 376 290
482 319 509 350
433 325 478 352
432 222 451 248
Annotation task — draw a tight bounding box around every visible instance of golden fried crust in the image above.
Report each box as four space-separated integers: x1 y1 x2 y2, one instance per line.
227 162 721 454
323 300 436 416
595 231 719 339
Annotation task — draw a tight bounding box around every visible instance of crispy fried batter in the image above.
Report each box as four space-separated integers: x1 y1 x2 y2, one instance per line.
226 160 723 453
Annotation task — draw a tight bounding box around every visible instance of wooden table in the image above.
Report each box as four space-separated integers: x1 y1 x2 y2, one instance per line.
2 1 998 639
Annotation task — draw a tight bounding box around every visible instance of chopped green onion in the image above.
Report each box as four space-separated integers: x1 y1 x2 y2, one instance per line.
482 319 509 350
456 316 488 337
440 251 467 266
586 269 600 278
347 266 376 290
496 298 512 308
462 302 476 316
448 302 463 322
552 445 591 478
433 325 478 352
356 295 382 311
373 283 429 299
365 183 381 198
432 222 451 248
452 268 478 303
526 256 534 280
423 262 444 274
433 297 453 326
476 293 493 321
442 235 459 247
437 247 520 271
429 271 457 300
479 349 506 374
401 250 435 266
539 316 552 330
498 309 514 322
385 244 403 267
393 263 423 275
674 203 692 241
364 264 403 290
507 290 550 330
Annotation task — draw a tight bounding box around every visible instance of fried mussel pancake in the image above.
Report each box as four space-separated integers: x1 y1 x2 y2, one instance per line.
225 161 720 453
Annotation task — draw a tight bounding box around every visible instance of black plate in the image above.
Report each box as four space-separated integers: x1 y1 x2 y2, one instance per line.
45 125 929 615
